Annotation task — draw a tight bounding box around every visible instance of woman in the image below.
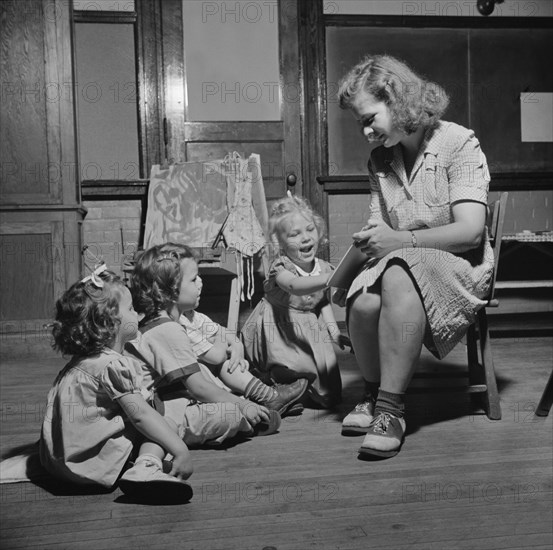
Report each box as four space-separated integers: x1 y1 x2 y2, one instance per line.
336 55 494 458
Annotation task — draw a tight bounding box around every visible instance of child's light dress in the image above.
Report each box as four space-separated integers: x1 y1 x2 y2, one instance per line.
242 256 342 403
39 349 148 488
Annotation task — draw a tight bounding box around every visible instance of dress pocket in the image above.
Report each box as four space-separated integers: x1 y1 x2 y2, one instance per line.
422 156 449 207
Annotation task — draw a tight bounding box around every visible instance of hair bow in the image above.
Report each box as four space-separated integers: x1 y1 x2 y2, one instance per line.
81 263 107 288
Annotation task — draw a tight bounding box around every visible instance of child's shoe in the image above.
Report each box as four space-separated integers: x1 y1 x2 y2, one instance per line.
358 412 406 458
119 454 193 503
270 365 317 385
341 398 375 435
306 385 341 409
262 379 309 416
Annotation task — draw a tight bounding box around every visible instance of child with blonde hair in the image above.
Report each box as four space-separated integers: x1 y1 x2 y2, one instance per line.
39 266 193 503
241 193 343 408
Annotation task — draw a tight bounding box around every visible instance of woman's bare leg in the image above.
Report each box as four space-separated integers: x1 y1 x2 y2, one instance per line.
378 263 425 393
348 288 381 383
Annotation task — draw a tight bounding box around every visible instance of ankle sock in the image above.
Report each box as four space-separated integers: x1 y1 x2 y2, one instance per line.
375 389 405 419
245 378 276 403
363 380 380 402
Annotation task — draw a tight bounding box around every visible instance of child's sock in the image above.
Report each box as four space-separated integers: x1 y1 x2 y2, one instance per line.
244 378 276 403
374 389 405 419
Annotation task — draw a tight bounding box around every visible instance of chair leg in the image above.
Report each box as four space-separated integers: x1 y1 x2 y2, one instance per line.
535 370 553 417
466 323 482 409
467 324 479 384
478 310 501 420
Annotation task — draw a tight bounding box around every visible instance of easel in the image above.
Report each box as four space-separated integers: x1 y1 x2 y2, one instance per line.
137 154 268 333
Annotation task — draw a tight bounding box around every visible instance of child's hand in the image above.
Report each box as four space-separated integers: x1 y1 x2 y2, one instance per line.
239 400 271 425
169 449 194 480
337 333 352 351
332 288 347 307
223 358 249 374
225 341 248 373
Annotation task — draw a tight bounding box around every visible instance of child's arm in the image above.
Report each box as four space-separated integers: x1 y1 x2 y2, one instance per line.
118 392 193 479
197 324 227 365
198 326 248 374
275 270 330 296
224 330 248 374
320 302 342 347
320 303 351 350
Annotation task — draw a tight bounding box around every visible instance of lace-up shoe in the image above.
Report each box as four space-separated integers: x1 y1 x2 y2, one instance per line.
358 412 406 458
341 399 375 435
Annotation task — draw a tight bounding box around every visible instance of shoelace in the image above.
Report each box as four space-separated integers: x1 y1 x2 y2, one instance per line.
354 401 373 414
371 412 392 434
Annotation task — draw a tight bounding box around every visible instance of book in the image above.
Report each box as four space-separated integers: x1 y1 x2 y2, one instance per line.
327 244 368 289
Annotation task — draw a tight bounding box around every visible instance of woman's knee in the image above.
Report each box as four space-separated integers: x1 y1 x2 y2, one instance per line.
381 263 416 295
349 291 381 322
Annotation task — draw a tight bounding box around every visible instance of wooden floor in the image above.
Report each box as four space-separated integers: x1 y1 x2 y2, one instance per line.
1 329 552 550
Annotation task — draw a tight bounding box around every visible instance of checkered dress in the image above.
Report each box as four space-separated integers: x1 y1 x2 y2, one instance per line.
347 121 494 359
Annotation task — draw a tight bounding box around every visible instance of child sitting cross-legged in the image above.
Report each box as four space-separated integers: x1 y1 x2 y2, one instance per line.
179 295 308 418
125 243 307 448
39 266 193 504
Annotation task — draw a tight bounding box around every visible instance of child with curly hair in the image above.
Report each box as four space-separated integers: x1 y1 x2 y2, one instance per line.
126 242 284 446
39 266 193 503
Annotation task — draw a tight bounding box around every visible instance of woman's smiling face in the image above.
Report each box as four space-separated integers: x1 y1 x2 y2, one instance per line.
278 211 319 269
350 89 404 148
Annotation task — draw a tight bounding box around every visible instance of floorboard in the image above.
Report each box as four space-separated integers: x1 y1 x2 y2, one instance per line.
1 332 551 550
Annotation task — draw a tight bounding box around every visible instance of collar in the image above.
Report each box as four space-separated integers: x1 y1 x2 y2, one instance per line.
295 258 321 277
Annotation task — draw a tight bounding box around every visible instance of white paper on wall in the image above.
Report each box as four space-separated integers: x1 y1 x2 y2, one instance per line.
520 92 553 142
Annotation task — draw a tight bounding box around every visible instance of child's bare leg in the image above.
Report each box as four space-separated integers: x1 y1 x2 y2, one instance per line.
119 418 193 503
137 417 179 463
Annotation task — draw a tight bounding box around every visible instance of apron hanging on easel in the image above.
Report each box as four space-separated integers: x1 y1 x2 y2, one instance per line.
222 152 266 301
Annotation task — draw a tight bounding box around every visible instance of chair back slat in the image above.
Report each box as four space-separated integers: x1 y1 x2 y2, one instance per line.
487 192 509 301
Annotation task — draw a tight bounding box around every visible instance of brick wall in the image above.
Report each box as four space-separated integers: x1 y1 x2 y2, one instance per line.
82 199 142 278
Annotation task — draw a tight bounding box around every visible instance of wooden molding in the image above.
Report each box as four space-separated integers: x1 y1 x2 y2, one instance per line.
317 173 553 194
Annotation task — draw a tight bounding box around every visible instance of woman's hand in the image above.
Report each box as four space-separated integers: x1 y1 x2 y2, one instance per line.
353 219 403 259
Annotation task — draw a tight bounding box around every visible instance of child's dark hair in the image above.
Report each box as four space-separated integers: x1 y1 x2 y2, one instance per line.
130 242 197 323
52 270 126 356
269 194 326 250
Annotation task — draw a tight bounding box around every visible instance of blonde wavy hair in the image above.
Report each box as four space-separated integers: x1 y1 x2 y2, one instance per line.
268 194 326 254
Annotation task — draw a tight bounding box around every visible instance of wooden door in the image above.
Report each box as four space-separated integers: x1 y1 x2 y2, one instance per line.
139 0 303 205
0 0 84 336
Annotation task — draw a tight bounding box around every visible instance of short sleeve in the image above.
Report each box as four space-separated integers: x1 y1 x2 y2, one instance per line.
447 129 490 205
99 355 143 401
367 157 385 223
143 322 201 386
180 311 219 357
270 256 297 276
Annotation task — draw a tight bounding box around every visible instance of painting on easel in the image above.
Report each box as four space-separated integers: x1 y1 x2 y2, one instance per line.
143 161 229 249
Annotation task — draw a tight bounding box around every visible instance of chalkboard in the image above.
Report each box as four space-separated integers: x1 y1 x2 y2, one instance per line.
326 24 553 175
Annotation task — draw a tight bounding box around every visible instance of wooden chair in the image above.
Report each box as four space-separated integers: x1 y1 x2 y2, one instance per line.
408 192 508 420
464 192 509 420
